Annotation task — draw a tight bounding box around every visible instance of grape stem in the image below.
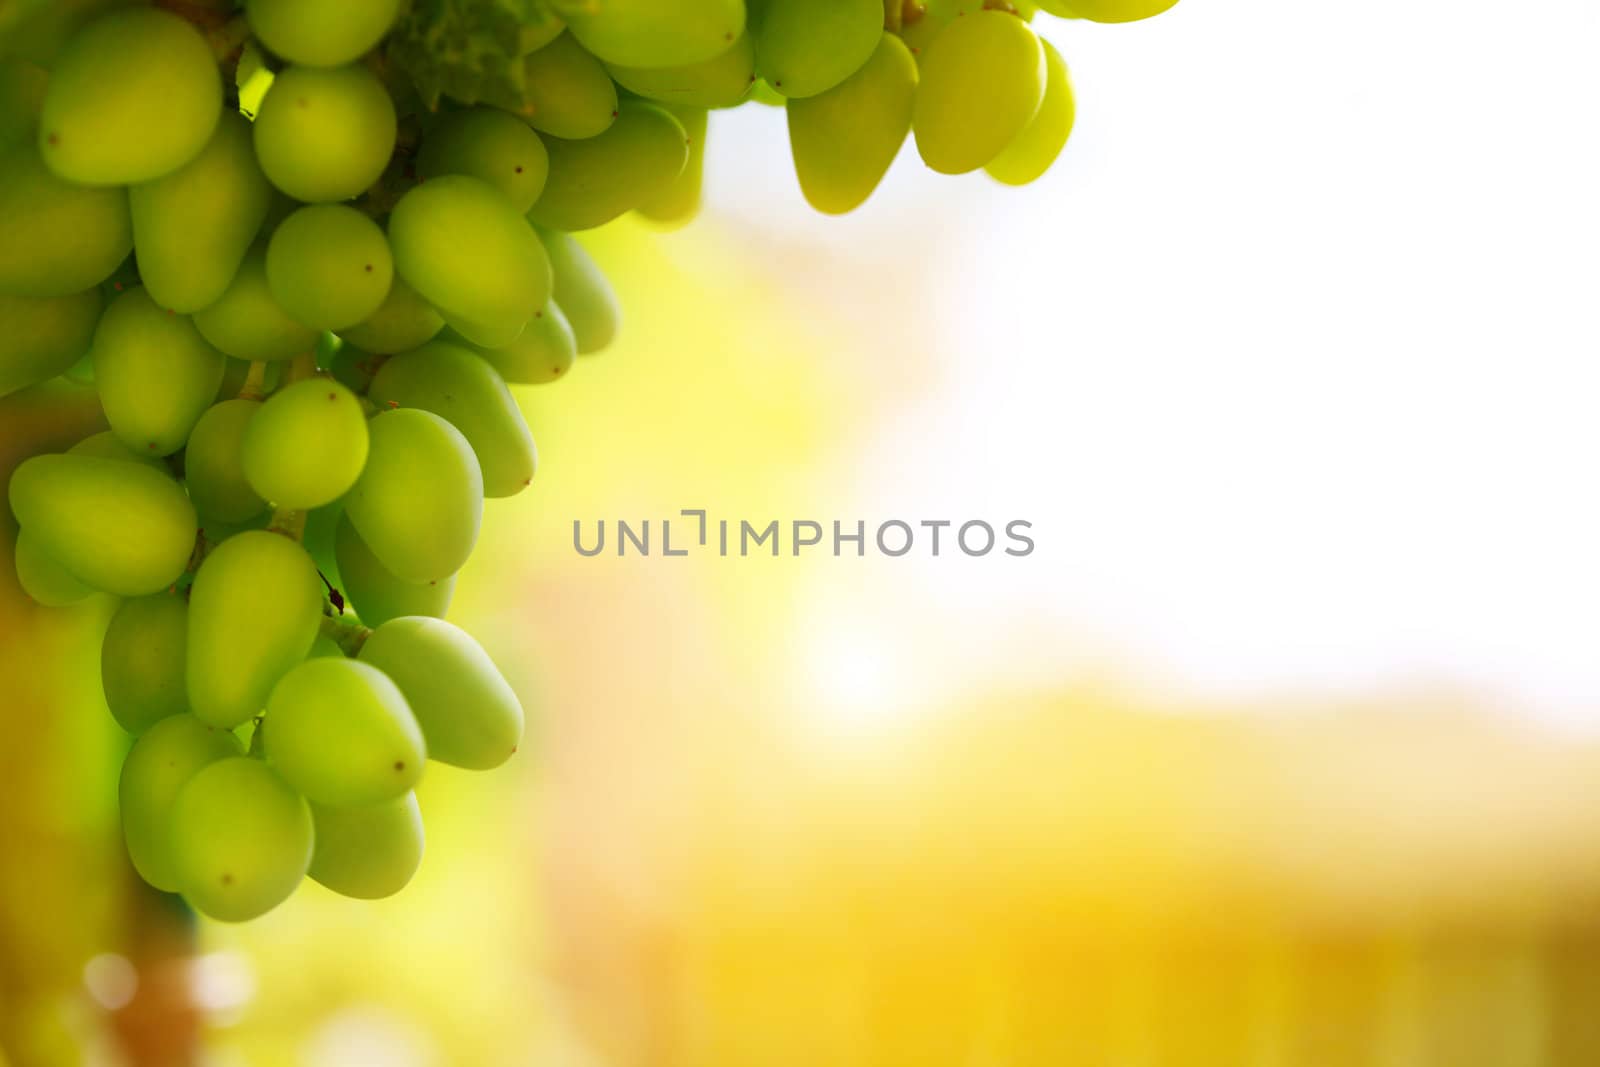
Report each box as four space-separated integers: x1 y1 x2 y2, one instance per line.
237 360 268 402
267 506 307 542
285 352 318 385
320 612 373 657
885 0 905 32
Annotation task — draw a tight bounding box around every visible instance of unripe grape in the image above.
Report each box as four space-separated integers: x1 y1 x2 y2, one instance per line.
309 793 424 900
302 501 344 589
561 0 745 69
0 59 46 153
335 514 455 628
247 0 402 68
193 246 320 363
986 39 1075 186
14 527 93 607
756 0 882 99
0 142 131 297
67 430 172 474
637 104 707 228
515 32 618 141
119 715 243 892
345 409 483 584
187 530 323 728
253 64 397 203
102 593 188 734
536 228 620 354
169 757 313 922
266 204 394 331
417 108 549 214
899 0 988 60
241 378 370 510
607 31 756 110
337 276 444 354
91 288 226 456
913 10 1046 174
788 33 917 215
368 341 537 499
527 102 689 232
38 8 220 185
1036 0 1180 22
130 113 273 314
451 304 577 385
184 399 268 525
8 454 196 597
0 287 102 398
263 658 425 807
388 175 551 342
359 616 524 770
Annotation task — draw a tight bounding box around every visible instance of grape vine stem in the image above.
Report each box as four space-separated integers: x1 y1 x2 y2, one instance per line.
267 506 306 542
237 361 268 402
320 613 373 657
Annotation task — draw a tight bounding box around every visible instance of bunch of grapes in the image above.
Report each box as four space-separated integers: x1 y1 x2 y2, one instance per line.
0 0 1179 923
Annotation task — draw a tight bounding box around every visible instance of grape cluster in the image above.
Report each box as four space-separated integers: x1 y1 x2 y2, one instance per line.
0 0 1179 923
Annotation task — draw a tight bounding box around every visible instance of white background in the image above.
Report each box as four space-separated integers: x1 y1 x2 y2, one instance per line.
695 0 1600 730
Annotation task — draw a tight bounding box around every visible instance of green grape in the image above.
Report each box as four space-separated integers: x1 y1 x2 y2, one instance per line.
607 32 756 109
913 10 1046 174
38 8 220 185
417 108 549 214
898 0 987 60
301 500 344 589
0 59 46 153
66 430 172 474
101 593 188 734
246 0 402 68
637 104 707 228
0 287 102 398
241 378 370 510
0 142 131 297
309 793 424 900
119 715 243 892
262 658 425 807
756 0 882 99
266 204 394 331
337 276 444 354
451 304 576 385
184 399 268 524
515 32 618 141
388 175 552 342
335 513 455 627
14 526 93 607
308 634 345 658
344 409 483 584
130 113 273 315
986 38 1074 186
748 78 785 107
787 33 916 215
536 228 620 354
526 102 689 232
187 529 323 728
253 64 397 202
518 8 567 56
91 288 226 456
358 616 523 770
368 341 537 499
561 0 746 69
168 757 313 922
192 246 320 363
8 454 196 597
1037 0 1180 22
441 312 527 351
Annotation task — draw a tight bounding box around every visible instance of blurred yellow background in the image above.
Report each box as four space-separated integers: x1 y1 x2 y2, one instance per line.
5 214 1600 1067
